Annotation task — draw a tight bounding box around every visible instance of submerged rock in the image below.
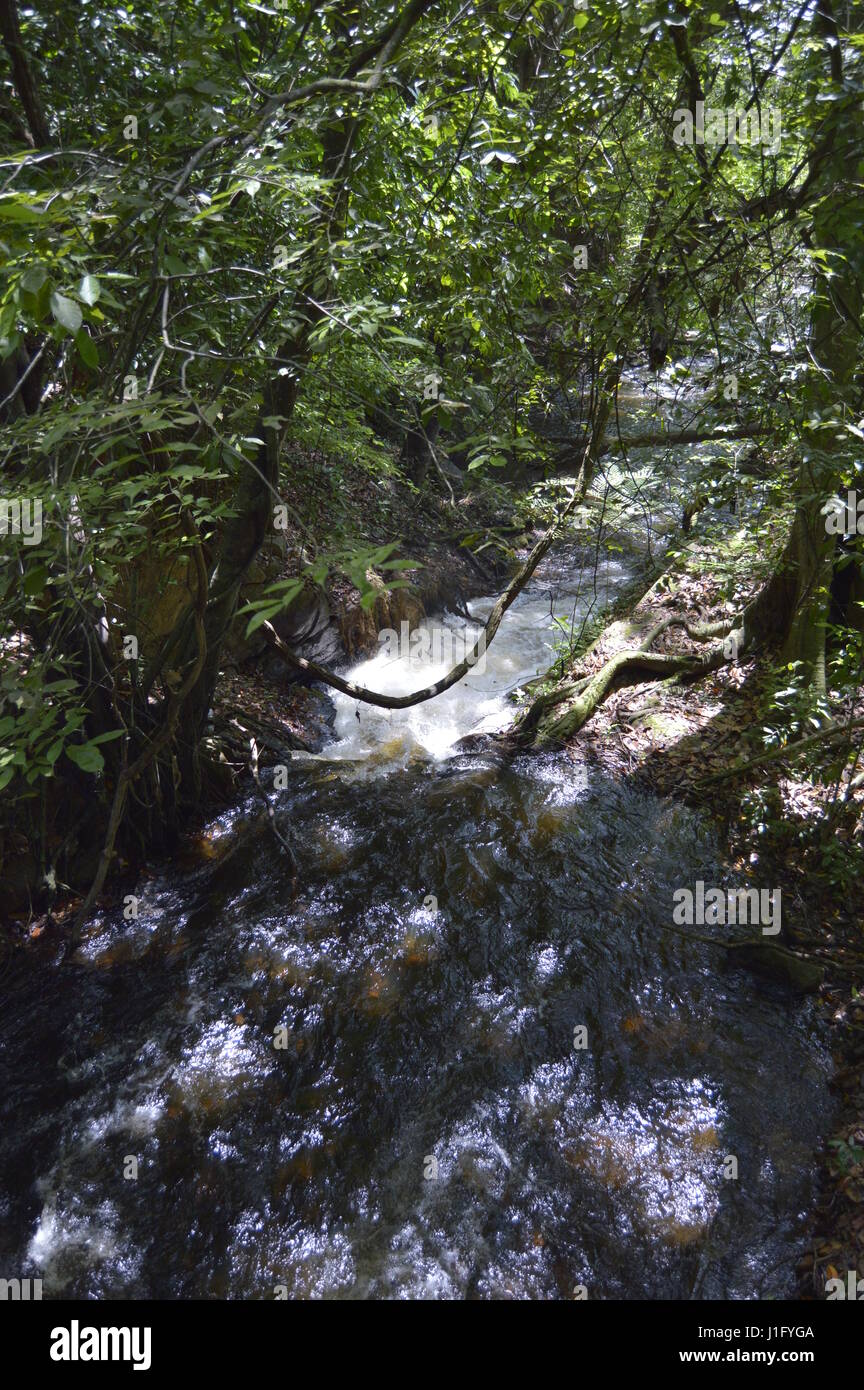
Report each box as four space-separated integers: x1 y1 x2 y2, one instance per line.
725 940 824 994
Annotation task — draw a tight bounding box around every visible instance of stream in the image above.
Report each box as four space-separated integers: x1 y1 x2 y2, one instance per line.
0 533 834 1300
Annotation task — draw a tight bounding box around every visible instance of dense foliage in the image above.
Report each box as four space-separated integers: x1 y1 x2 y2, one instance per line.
1 0 862 907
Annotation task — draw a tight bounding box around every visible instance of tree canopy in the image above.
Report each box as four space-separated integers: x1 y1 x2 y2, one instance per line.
1 0 862 910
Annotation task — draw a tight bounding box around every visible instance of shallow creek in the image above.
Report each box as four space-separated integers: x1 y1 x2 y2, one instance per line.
0 538 833 1299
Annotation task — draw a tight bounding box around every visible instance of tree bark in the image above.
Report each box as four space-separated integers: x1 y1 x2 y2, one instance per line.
760 0 864 693
0 0 50 147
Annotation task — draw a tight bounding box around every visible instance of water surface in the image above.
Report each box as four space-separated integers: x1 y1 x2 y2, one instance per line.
0 543 832 1299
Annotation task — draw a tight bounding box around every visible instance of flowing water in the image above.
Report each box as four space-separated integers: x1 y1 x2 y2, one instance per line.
0 540 833 1300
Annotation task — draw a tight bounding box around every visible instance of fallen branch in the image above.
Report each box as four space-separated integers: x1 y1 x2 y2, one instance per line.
691 716 864 788
249 737 298 885
547 422 767 457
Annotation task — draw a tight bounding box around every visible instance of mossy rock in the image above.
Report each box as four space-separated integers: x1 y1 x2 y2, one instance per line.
725 940 824 994
640 710 689 738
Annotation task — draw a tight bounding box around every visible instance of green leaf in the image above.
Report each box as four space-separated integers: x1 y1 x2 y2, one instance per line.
0 198 43 222
480 150 519 166
45 738 65 765
22 565 48 596
76 328 99 369
66 742 105 773
244 602 284 637
79 275 101 306
50 291 83 334
20 265 48 293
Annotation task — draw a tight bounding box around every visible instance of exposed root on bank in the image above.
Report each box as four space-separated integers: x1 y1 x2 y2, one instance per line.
515 613 738 746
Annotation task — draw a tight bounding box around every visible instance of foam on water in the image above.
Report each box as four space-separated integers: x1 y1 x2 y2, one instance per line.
325 552 631 767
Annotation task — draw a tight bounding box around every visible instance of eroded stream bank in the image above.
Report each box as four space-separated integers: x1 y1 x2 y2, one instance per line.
0 538 835 1299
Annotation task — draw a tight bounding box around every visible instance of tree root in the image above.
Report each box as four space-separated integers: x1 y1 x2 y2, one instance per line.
519 613 738 747
653 922 833 991
216 700 311 756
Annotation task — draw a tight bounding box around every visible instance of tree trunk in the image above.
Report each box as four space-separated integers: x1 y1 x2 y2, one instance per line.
0 0 50 147
762 1 864 692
